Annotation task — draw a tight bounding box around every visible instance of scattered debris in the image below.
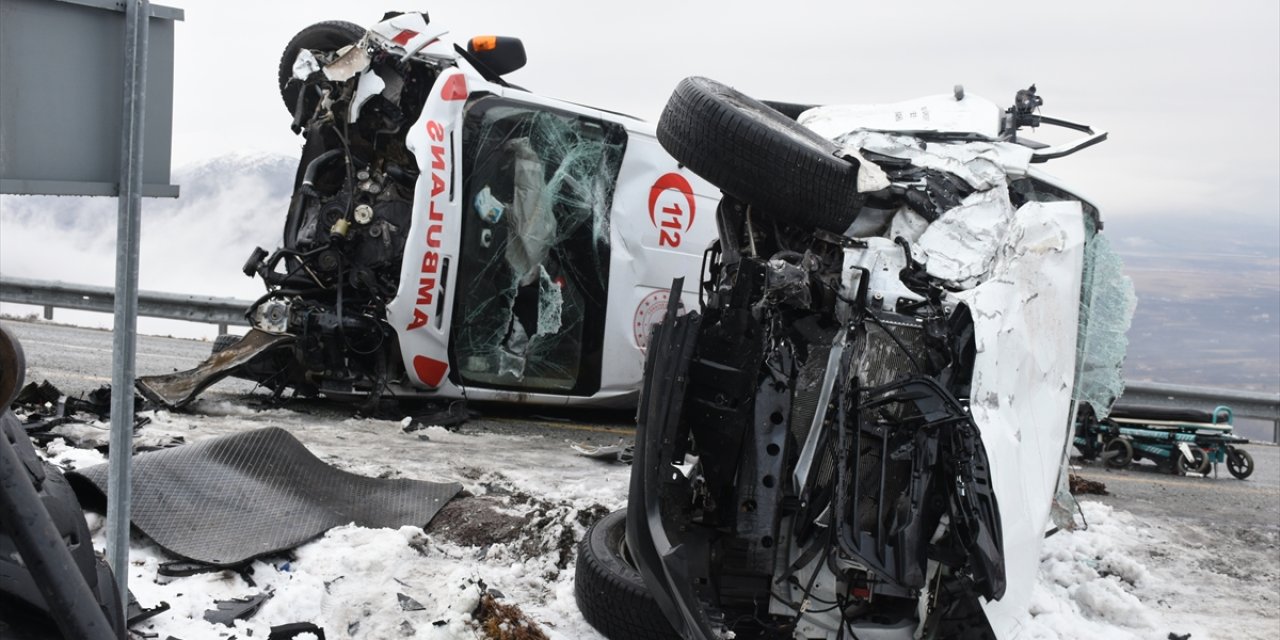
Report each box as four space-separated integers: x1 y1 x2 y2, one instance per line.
397 592 426 611
403 400 473 431
1069 474 1110 495
203 591 273 626
569 438 632 463
473 592 548 640
126 597 171 627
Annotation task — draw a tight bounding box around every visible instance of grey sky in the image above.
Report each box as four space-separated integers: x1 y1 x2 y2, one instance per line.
171 0 1279 221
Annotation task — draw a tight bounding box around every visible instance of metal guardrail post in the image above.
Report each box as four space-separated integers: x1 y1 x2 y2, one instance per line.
106 0 149 619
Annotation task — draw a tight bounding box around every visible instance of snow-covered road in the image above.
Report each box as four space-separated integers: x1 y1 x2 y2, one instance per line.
6 320 1279 639
31 404 1277 640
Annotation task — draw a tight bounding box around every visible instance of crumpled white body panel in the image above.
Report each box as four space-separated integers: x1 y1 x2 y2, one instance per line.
835 130 1032 191
955 201 1086 638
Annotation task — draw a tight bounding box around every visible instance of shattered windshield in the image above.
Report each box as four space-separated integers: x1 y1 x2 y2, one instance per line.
452 95 625 394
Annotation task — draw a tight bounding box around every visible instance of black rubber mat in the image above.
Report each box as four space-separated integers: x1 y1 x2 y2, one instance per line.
68 427 460 566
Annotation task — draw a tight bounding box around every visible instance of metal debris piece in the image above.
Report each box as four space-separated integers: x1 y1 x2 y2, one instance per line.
202 591 272 626
135 329 293 409
397 592 426 611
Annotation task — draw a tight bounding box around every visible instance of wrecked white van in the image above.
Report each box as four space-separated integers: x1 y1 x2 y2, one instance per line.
574 78 1134 640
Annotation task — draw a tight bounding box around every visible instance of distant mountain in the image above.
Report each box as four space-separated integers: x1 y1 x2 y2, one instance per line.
1106 213 1280 259
1 152 296 232
0 152 298 300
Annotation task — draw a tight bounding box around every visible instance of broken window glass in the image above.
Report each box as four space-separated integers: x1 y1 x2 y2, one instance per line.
452 96 625 394
1072 223 1137 419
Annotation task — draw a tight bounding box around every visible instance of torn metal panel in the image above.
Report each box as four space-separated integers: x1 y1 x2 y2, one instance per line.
914 186 1018 289
833 131 1032 190
320 43 370 82
953 200 1086 638
135 329 293 409
349 67 386 123
68 427 461 566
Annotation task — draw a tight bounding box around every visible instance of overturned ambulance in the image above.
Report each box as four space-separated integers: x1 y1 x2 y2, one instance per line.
574 79 1135 639
138 11 722 410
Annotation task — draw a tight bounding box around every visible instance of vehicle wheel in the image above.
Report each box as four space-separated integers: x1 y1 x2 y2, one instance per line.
1175 447 1210 476
1102 438 1133 469
657 76 864 233
574 510 678 640
277 21 366 112
1226 447 1254 480
211 334 240 355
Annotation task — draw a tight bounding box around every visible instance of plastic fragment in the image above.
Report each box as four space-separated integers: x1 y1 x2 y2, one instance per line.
203 591 273 626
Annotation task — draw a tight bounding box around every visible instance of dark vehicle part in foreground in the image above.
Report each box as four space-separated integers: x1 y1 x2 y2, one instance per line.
0 324 124 640
577 78 1130 639
1075 403 1254 479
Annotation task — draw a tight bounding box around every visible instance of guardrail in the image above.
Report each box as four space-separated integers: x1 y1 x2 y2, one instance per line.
0 276 252 334
3 276 1278 441
1122 381 1280 444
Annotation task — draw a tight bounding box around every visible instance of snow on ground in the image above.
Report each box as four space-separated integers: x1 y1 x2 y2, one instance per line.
31 405 1278 639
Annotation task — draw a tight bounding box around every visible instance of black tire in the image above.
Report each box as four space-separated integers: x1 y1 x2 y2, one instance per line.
761 100 821 121
1226 447 1254 480
1103 438 1133 469
1175 446 1210 476
211 334 240 355
277 21 366 113
574 510 678 640
657 76 864 233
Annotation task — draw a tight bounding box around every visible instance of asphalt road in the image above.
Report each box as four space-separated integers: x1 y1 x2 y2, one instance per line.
7 317 1278 532
1074 442 1280 535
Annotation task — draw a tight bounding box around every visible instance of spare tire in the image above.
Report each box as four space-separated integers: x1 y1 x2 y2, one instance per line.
277 20 366 113
657 76 863 233
574 510 678 640
211 333 240 355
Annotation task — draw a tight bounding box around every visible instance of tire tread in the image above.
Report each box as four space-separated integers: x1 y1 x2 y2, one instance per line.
574 511 678 640
657 77 863 233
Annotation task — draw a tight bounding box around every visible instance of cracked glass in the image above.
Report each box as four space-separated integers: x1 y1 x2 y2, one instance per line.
451 95 625 393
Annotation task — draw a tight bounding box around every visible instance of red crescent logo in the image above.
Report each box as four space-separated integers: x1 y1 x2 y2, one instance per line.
648 172 696 229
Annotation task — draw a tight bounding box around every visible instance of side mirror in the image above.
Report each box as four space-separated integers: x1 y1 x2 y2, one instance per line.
466 36 527 76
